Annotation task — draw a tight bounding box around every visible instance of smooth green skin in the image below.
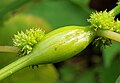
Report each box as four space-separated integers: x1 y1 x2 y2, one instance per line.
0 26 95 81
28 26 95 65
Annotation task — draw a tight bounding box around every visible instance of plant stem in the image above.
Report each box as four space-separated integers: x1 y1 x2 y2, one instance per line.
0 55 31 81
97 30 120 42
109 2 120 16
0 46 19 53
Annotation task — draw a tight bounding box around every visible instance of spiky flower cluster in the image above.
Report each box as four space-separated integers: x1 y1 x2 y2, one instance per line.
88 10 120 47
13 28 45 55
114 20 120 33
87 10 120 33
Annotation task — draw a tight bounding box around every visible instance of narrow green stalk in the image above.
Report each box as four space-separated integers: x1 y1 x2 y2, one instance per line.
0 55 31 81
109 2 120 16
97 30 120 42
0 46 18 53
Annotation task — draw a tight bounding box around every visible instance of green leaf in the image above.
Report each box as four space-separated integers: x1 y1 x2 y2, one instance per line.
99 59 120 83
70 0 94 13
58 65 96 83
0 0 13 9
116 75 120 83
102 41 120 67
24 0 91 29
77 71 96 83
0 0 33 25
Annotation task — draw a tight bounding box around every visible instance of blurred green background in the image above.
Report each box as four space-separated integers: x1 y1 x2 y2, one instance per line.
0 0 120 83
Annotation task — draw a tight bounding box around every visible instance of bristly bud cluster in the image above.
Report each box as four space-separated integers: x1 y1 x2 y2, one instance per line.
13 28 45 55
87 10 120 33
88 10 120 48
115 19 120 33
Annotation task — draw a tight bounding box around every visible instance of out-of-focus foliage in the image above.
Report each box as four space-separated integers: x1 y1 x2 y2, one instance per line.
24 0 91 29
0 0 14 9
102 41 120 67
99 59 120 83
58 65 96 83
56 57 120 83
0 0 34 25
0 0 120 83
116 75 120 83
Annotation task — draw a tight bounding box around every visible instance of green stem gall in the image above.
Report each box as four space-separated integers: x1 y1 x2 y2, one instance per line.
27 26 95 65
0 26 95 80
